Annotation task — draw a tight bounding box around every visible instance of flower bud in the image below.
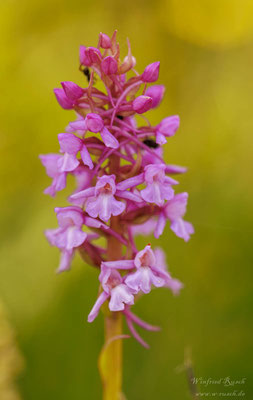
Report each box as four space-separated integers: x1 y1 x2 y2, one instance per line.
54 88 73 109
133 96 153 114
142 62 160 83
61 81 83 101
85 113 104 132
119 38 136 74
79 46 101 66
99 32 111 49
101 56 118 75
145 85 165 108
119 54 136 74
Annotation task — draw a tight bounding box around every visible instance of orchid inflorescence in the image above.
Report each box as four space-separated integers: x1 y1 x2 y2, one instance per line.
40 30 194 348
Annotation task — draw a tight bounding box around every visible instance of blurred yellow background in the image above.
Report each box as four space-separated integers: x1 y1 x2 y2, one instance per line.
0 0 252 399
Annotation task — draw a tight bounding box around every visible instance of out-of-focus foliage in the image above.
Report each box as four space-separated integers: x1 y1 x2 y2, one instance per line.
0 302 23 400
0 0 252 399
161 0 253 48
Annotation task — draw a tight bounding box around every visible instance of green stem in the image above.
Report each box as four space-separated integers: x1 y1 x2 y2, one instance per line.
99 154 124 400
99 311 122 400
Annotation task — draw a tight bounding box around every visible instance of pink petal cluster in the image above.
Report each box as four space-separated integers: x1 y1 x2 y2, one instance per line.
40 31 194 347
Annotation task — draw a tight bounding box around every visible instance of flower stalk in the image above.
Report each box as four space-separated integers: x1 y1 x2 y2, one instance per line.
101 185 123 399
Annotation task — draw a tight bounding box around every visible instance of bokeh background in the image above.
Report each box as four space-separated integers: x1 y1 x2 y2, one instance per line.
1 0 253 398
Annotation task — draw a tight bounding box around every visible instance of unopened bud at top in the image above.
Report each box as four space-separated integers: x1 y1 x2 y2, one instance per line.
99 32 111 49
79 46 101 66
133 96 153 114
145 85 165 108
142 62 160 83
101 56 118 75
119 38 136 74
85 113 104 132
119 54 136 74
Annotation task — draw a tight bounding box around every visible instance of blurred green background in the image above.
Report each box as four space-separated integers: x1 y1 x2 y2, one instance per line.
1 0 253 398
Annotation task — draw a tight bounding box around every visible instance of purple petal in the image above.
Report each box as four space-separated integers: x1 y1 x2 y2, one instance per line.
116 173 144 191
58 133 82 154
145 85 165 108
57 250 74 273
154 213 166 238
69 187 96 202
131 218 156 237
158 115 180 137
80 145 94 169
100 127 119 148
165 164 188 174
153 247 167 271
85 216 107 229
55 206 84 228
69 119 87 132
72 165 92 192
57 153 79 173
164 192 189 220
43 172 67 197
124 309 160 331
156 132 167 145
164 176 179 185
102 260 135 270
126 316 149 348
116 190 142 203
65 227 87 250
125 268 153 294
54 173 67 192
170 219 194 242
45 228 63 247
160 184 174 201
141 182 173 206
39 153 61 178
87 291 109 323
165 277 184 295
